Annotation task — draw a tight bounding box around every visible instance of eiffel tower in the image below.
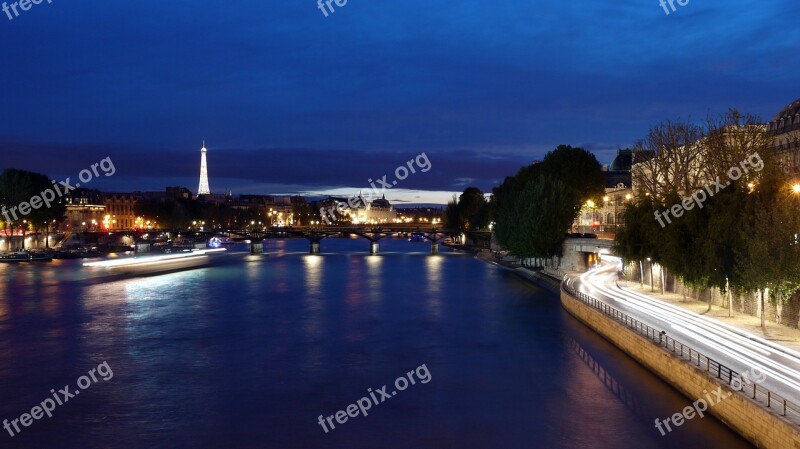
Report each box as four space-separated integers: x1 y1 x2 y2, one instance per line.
198 141 211 195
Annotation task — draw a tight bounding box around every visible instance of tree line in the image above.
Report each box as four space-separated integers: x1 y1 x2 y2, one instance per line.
615 110 800 314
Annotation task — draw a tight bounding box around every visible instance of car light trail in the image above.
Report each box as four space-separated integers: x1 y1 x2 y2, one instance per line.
574 263 800 401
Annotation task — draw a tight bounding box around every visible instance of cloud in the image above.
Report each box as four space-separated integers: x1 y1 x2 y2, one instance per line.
0 140 534 197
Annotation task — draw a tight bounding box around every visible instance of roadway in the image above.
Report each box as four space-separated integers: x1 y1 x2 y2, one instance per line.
569 263 800 412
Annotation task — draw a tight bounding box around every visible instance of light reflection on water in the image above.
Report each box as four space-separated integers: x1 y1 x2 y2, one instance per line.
0 239 753 449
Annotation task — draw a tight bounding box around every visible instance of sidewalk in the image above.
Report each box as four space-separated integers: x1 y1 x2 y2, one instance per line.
621 280 800 352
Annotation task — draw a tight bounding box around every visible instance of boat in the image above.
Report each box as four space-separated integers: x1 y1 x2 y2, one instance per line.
53 247 102 259
0 251 53 263
83 248 227 275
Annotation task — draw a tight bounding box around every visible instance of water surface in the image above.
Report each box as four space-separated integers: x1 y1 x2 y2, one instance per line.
0 238 753 448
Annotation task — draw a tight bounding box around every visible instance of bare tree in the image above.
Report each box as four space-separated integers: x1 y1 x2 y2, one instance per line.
702 109 772 184
631 119 705 199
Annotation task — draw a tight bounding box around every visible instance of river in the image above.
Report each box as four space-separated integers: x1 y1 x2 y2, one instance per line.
0 237 753 448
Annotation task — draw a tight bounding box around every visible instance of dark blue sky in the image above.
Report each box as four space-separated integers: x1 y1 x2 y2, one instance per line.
0 0 797 203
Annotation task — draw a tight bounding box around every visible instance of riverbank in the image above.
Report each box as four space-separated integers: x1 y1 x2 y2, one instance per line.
454 246 562 295
464 242 800 448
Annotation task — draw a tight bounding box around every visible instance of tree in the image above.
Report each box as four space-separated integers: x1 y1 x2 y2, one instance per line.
443 195 461 230
0 169 65 250
458 187 489 230
631 119 705 199
493 145 604 262
736 161 800 327
703 109 773 184
443 188 491 231
613 197 661 263
539 145 606 204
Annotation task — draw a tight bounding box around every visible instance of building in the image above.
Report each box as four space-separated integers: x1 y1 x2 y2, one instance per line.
395 207 444 225
600 149 634 228
349 194 397 224
103 193 138 230
768 98 800 174
63 188 106 231
574 149 633 233
166 186 192 200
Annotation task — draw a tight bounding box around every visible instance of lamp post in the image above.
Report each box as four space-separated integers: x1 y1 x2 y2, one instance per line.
647 257 654 292
22 220 27 251
639 260 644 288
44 220 55 249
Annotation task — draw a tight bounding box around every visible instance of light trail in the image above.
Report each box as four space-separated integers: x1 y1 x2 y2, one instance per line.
83 248 227 269
573 263 800 401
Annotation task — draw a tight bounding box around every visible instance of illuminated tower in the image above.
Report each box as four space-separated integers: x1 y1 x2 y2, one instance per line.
198 141 211 195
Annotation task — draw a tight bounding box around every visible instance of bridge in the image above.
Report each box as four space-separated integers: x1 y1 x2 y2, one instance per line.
222 226 485 255
58 226 492 256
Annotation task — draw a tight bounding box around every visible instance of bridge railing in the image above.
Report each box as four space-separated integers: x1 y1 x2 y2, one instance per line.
561 282 800 425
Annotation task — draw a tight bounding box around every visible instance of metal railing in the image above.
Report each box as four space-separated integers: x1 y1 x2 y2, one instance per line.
542 267 567 279
561 282 800 424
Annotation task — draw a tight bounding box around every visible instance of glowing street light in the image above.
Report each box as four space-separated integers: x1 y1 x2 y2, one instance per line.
792 184 800 194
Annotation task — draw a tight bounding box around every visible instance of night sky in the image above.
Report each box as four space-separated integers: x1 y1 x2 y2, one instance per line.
0 1 797 203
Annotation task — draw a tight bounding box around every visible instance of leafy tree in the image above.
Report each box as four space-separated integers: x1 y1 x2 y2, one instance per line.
0 169 65 249
613 197 661 263
539 145 606 204
493 145 603 261
443 195 461 229
443 188 491 230
458 187 489 230
736 162 800 326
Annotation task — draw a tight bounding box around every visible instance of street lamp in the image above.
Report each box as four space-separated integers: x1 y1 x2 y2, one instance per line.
647 257 654 292
793 184 800 194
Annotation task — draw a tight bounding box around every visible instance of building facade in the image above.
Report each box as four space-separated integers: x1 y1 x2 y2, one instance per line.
574 149 633 233
103 193 138 230
63 189 106 231
349 195 397 224
768 98 800 174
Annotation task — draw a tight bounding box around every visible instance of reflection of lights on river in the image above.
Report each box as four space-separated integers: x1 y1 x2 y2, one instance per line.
365 255 383 300
304 256 323 298
425 256 443 318
302 256 325 349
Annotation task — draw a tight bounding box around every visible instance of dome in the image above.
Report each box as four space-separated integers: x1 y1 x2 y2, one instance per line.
773 98 800 122
609 149 633 171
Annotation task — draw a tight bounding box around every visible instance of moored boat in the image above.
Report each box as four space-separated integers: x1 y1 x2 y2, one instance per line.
0 251 53 263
